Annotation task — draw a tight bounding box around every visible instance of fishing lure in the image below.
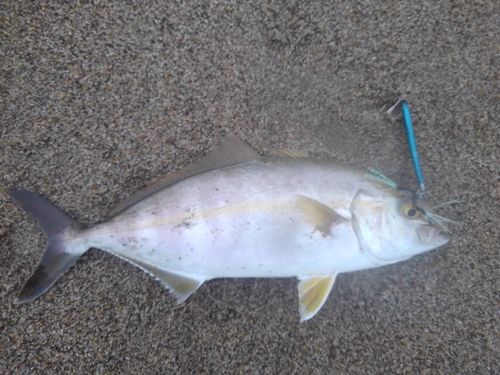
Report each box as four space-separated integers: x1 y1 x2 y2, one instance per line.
378 100 460 232
383 100 426 197
401 101 426 197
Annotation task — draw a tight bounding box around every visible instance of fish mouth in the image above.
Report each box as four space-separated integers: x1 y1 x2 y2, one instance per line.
418 225 450 246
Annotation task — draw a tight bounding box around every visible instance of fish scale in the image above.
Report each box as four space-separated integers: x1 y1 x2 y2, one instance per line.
10 133 450 321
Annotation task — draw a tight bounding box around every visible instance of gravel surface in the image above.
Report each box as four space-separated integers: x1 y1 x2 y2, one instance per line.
1 1 499 374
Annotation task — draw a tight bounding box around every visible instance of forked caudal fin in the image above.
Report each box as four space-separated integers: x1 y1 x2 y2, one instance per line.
9 190 88 304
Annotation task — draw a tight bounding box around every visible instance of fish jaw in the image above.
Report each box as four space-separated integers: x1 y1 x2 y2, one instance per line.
417 225 450 247
351 187 451 263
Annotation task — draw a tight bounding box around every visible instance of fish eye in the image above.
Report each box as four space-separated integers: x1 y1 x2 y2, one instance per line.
407 208 417 217
400 202 422 219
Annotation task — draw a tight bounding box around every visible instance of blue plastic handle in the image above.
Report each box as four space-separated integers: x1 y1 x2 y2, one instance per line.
402 101 426 194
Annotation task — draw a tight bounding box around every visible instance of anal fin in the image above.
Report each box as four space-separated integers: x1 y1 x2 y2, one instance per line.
298 274 337 322
117 254 203 303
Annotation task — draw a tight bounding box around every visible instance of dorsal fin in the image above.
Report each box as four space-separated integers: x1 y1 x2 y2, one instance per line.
107 133 260 217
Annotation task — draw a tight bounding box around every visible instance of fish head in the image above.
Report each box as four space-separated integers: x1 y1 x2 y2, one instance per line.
353 189 450 263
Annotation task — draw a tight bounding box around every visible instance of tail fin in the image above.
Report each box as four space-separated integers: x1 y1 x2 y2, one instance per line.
10 190 88 304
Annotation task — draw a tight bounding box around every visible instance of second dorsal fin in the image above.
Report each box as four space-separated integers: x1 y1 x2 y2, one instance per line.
107 133 260 218
277 148 308 158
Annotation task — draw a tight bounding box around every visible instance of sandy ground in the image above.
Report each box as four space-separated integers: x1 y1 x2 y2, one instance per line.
1 1 499 373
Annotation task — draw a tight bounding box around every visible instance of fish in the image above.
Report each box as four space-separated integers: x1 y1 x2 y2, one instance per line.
9 133 451 321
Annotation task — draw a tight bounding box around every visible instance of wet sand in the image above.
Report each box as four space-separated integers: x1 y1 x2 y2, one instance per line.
1 1 499 373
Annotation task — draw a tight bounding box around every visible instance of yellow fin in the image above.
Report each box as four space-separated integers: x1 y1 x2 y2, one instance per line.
277 148 308 158
298 274 337 322
108 133 260 217
295 196 346 236
115 254 203 303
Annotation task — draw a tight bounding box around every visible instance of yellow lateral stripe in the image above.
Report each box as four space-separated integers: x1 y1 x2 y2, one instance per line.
88 199 298 236
88 194 349 237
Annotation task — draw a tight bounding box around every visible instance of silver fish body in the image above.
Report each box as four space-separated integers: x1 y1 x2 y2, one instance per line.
10 134 450 321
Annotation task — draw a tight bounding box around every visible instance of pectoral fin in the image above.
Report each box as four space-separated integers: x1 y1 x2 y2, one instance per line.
295 196 347 236
297 274 337 321
116 254 203 303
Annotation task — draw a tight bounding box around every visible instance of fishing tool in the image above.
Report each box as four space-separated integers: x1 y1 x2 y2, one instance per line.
380 100 460 232
382 100 426 197
401 101 426 197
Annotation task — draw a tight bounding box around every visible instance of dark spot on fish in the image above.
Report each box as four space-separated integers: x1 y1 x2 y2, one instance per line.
179 257 182 260
174 220 195 229
122 244 125 246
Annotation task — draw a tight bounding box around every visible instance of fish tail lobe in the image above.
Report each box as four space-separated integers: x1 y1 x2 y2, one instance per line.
10 189 88 304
